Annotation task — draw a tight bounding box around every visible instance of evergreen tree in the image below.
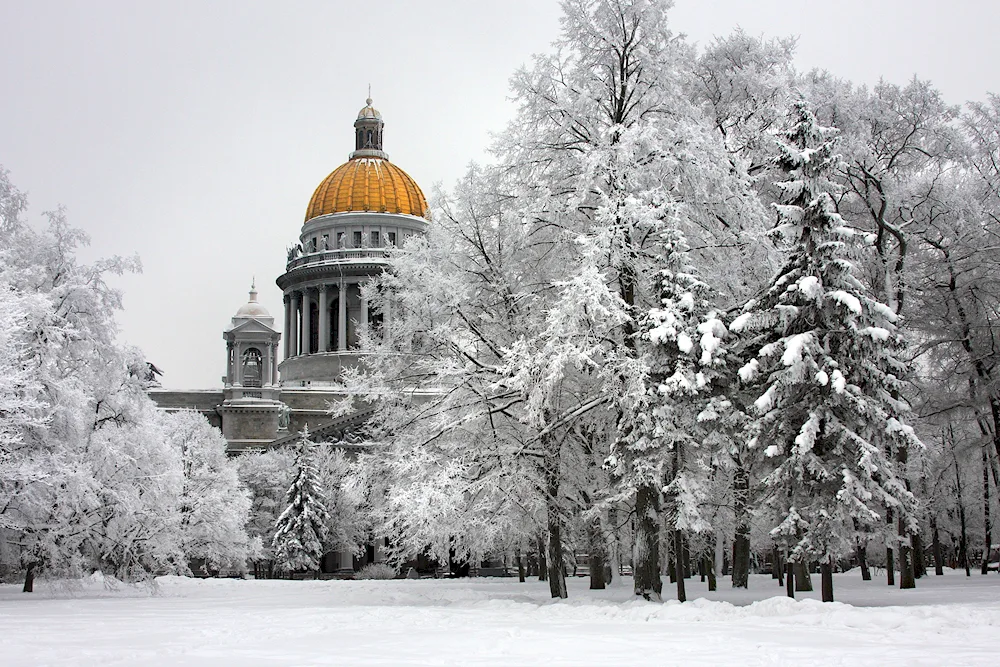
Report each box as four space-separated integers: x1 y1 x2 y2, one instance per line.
272 430 331 573
732 101 920 602
609 229 728 600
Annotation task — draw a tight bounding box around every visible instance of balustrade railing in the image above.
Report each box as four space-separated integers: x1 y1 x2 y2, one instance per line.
285 248 390 271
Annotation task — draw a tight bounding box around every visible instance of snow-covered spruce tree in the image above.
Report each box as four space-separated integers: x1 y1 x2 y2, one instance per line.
732 101 920 602
608 229 728 601
272 429 332 573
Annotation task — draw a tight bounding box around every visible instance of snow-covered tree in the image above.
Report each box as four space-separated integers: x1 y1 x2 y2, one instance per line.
272 430 332 573
608 229 729 600
160 410 253 573
732 101 920 601
236 447 295 577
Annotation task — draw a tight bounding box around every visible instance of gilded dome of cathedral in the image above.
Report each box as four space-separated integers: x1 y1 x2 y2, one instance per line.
304 97 427 221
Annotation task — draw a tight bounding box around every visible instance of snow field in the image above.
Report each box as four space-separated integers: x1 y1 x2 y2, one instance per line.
1 570 998 666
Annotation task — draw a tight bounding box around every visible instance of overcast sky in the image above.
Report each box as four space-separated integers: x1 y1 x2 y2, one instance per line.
3 0 998 389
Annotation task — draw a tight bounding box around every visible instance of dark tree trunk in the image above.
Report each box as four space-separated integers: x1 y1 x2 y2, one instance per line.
771 546 780 580
855 539 871 581
896 446 916 590
983 445 992 575
706 553 717 591
517 552 525 583
931 517 944 576
544 458 567 599
538 533 547 582
899 517 916 589
588 516 607 590
785 561 795 598
606 506 619 584
886 506 896 586
23 562 36 593
775 548 784 587
794 561 812 591
546 514 566 598
913 532 926 579
674 529 686 603
821 558 834 602
954 448 971 577
682 538 692 579
731 467 751 588
633 483 662 600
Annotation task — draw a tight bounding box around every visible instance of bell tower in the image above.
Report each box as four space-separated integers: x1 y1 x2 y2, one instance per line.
219 282 284 451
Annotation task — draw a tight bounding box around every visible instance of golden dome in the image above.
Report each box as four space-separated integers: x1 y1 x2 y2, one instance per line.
305 157 428 221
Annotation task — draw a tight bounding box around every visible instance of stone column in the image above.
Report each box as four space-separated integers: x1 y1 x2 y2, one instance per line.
261 342 271 387
318 285 329 352
338 282 348 351
272 340 279 385
225 341 234 386
283 295 291 359
289 291 300 357
302 289 313 355
234 342 243 386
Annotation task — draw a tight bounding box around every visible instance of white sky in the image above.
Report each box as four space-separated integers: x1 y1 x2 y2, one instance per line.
3 0 998 389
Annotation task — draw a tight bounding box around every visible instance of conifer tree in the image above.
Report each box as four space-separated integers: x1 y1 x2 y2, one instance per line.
272 429 331 573
732 101 920 602
610 229 729 601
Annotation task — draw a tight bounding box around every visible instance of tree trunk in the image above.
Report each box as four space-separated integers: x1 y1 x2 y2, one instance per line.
544 461 567 599
706 553 717 591
775 547 784 587
674 529 686 603
913 532 926 579
898 515 915 590
821 557 834 602
794 561 812 591
632 483 662 600
517 552 525 583
954 445 971 577
983 445 992 575
538 533 547 582
855 539 871 581
588 516 607 590
606 506 619 585
886 506 896 586
931 517 944 576
896 446 916 590
731 466 751 588
785 561 794 598
22 562 36 593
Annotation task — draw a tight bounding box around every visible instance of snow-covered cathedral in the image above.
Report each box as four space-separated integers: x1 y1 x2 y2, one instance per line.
150 97 429 453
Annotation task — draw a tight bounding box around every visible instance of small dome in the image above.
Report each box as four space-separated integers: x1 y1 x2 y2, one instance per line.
357 98 381 121
305 157 427 221
235 284 270 319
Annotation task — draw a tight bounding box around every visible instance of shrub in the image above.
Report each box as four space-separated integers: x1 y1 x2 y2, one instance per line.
352 563 397 580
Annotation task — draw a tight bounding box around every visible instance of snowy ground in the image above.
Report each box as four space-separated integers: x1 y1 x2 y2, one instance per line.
1 570 998 666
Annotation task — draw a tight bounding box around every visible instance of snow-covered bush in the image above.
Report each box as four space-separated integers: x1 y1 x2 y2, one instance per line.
353 563 397 580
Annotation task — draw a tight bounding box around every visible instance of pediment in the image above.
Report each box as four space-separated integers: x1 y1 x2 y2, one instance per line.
226 318 280 336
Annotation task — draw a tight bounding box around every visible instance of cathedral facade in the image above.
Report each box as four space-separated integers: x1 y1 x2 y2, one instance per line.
150 98 428 452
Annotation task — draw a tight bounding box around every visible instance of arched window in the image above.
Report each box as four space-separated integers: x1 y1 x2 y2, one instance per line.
242 347 262 387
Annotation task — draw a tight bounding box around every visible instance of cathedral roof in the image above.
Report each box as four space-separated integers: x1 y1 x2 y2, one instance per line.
304 96 427 222
305 157 427 221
